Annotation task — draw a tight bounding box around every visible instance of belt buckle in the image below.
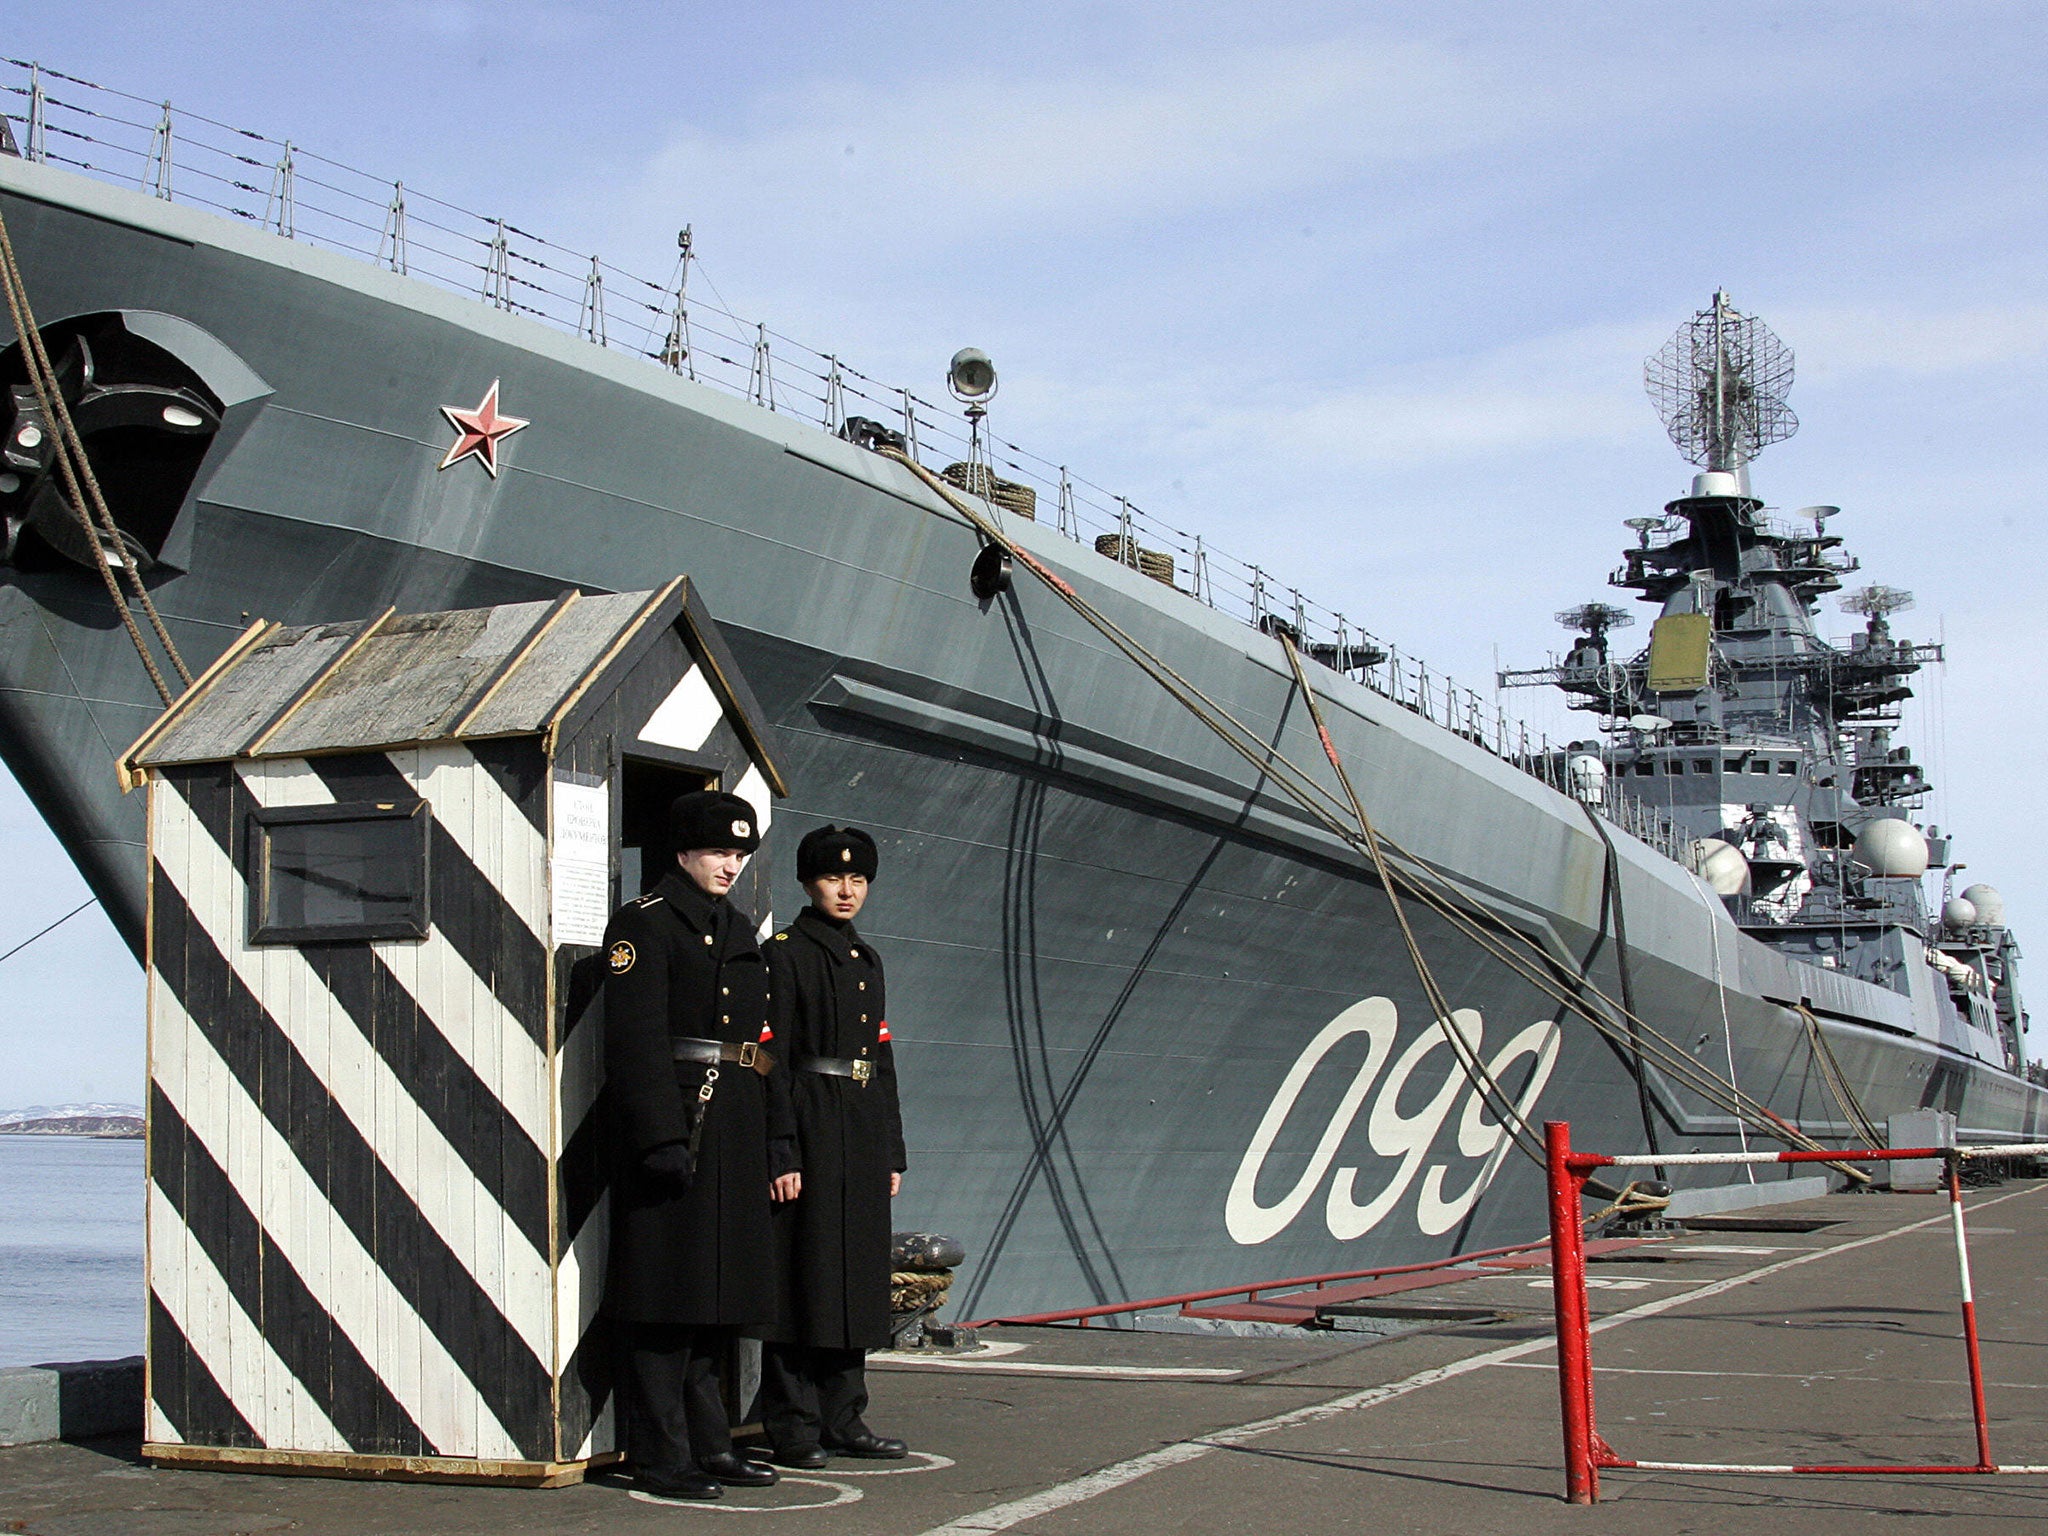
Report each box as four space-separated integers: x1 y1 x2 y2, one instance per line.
851 1059 873 1085
737 1041 758 1069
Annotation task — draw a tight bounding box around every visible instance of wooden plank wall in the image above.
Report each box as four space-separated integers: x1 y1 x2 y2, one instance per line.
145 744 557 1463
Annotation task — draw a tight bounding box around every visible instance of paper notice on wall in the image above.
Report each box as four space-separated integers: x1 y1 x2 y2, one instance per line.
551 779 611 948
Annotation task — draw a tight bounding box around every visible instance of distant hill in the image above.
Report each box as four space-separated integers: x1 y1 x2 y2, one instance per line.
0 1103 145 1138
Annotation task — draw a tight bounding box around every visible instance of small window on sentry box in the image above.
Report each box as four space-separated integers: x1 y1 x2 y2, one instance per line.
249 799 432 944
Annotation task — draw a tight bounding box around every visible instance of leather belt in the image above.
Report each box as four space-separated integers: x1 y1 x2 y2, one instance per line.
672 1037 774 1076
797 1054 874 1085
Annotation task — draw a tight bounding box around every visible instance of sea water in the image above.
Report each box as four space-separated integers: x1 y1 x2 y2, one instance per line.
0 1135 144 1366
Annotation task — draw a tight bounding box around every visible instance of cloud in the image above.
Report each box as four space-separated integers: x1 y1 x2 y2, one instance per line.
608 37 1562 257
1780 303 2048 382
1008 318 1666 477
1067 297 2048 479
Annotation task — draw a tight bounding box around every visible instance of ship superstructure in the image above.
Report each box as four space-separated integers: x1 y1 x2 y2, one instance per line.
1504 292 2025 1072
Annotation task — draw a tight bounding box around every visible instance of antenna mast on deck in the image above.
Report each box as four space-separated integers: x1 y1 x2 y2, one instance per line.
1645 290 1798 478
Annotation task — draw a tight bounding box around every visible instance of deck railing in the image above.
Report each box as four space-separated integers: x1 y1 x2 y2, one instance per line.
1 58 1689 867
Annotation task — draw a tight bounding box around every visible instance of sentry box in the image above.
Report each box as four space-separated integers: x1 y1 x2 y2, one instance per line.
117 578 788 1485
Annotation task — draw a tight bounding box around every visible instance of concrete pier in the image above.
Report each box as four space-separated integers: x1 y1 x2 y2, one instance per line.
6 1182 2047 1533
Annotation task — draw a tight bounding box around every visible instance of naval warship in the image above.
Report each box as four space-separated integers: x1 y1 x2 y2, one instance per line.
0 63 2040 1325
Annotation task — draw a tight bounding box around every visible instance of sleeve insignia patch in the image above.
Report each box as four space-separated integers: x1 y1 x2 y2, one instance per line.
607 940 636 974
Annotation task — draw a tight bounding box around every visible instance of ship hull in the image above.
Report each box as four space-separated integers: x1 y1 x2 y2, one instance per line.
3 159 2042 1318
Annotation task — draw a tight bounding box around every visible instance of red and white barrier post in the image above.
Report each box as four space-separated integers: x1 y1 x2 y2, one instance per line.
1947 1155 1995 1472
1545 1126 2048 1502
1544 1121 1599 1504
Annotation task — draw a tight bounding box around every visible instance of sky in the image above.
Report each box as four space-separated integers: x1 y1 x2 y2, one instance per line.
3 1 2045 1103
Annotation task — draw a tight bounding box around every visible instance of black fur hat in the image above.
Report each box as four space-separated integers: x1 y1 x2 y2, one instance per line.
670 790 761 854
796 824 878 882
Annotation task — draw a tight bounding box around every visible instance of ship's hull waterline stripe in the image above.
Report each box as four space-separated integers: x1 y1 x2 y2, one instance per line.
154 772 555 1363
148 853 552 1458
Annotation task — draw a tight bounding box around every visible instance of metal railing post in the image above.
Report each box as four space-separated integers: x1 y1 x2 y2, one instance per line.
579 256 607 345
823 355 844 432
750 323 775 408
899 388 920 461
26 64 46 163
143 101 173 199
378 181 408 273
1547 1121 1600 1504
265 141 296 238
483 219 510 309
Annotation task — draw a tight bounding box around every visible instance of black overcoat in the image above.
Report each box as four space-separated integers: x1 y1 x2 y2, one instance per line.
762 907 907 1350
602 869 794 1327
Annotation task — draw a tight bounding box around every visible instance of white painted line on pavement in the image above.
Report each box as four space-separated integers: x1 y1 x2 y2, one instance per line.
877 1359 1242 1379
629 1477 863 1511
913 1185 2045 1535
1494 1360 2048 1391
877 1341 1029 1360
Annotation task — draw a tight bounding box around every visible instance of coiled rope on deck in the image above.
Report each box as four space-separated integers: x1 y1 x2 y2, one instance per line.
883 447 1864 1176
0 199 190 703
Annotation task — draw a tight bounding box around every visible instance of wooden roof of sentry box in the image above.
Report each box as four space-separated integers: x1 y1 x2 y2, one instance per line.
117 577 789 793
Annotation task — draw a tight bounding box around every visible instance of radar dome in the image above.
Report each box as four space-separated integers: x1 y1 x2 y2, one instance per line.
1687 837 1751 896
1960 883 2006 927
1852 819 1929 878
1942 897 1980 931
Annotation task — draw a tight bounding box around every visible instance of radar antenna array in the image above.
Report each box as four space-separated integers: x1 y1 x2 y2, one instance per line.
1645 290 1798 471
1842 584 1914 620
1556 602 1635 638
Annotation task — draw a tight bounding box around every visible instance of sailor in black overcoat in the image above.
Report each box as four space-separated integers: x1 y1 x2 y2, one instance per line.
603 790 794 1501
759 825 909 1465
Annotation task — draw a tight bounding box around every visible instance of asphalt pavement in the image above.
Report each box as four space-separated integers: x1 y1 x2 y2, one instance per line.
7 1181 2048 1534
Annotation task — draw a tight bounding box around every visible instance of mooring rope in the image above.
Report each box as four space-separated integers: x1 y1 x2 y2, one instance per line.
0 198 191 702
881 446 1857 1171
1800 1003 1885 1149
1273 625 1549 1168
1579 801 1666 1174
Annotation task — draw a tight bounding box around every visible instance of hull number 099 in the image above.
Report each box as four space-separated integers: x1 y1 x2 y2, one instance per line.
1224 999 1561 1245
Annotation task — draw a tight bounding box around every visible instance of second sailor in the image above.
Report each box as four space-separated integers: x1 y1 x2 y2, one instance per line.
760 824 910 1466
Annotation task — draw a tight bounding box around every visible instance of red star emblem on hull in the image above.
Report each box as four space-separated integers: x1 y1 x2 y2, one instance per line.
438 379 529 477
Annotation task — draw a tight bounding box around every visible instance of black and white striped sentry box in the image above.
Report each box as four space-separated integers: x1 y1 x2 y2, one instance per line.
117 577 789 1485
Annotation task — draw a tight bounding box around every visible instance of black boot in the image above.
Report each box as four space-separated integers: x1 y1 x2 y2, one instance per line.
701 1451 779 1486
634 1468 723 1501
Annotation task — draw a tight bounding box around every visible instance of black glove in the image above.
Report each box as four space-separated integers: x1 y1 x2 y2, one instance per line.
642 1140 697 1188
